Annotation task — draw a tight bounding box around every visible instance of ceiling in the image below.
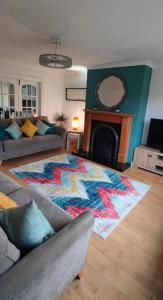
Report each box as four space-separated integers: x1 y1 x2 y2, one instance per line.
1 0 163 68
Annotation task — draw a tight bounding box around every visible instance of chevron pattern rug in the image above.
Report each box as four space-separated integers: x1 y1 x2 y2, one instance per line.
10 154 150 239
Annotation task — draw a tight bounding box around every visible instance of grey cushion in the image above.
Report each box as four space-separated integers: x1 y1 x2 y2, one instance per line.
0 172 21 195
0 255 14 276
2 137 38 153
36 134 61 148
36 119 49 136
0 226 20 276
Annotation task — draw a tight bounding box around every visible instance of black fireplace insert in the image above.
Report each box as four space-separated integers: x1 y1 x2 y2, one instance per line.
90 121 121 166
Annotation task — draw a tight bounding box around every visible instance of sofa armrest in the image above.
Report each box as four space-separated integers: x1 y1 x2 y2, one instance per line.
0 212 94 300
0 141 4 161
54 126 66 147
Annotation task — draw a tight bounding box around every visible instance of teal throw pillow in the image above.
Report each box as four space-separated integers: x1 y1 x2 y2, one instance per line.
5 120 22 140
0 200 55 252
36 119 50 136
43 120 56 134
0 124 9 141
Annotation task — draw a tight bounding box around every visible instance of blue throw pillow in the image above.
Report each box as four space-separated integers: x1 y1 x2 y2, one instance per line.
0 124 9 141
43 120 56 134
0 200 55 252
5 120 22 140
35 119 50 136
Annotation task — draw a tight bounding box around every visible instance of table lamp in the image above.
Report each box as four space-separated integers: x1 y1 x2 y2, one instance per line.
72 117 79 130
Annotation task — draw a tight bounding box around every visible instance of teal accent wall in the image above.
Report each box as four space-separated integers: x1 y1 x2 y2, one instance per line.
86 65 152 163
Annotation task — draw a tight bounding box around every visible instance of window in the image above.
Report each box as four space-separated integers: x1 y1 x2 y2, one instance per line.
0 81 16 118
20 82 38 118
0 79 40 118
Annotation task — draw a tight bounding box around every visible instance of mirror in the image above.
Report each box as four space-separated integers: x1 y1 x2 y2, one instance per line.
96 75 126 110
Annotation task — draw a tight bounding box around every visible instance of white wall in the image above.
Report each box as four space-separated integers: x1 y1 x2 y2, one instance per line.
0 60 88 127
0 59 64 122
41 76 64 122
63 70 87 130
142 68 163 144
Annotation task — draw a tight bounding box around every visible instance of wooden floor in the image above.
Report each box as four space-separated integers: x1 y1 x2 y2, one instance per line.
1 149 163 300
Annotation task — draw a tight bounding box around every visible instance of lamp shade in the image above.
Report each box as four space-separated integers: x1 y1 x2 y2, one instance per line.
72 117 79 130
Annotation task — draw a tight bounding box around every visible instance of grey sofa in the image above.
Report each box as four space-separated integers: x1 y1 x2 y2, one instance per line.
0 116 66 162
0 172 94 300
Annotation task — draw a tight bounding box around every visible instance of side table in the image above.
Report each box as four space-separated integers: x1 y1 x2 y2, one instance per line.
66 129 83 152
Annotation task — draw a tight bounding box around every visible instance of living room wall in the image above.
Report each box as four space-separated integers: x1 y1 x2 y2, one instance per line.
86 65 152 163
0 60 88 129
63 69 87 130
0 59 64 122
142 67 163 144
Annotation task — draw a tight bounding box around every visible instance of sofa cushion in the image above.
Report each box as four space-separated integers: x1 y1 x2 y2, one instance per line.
0 171 21 195
5 120 22 140
36 119 49 136
0 124 9 141
0 226 20 276
0 193 18 209
36 134 61 148
0 200 55 252
0 255 14 276
9 187 72 231
2 136 38 153
43 120 56 134
21 119 38 138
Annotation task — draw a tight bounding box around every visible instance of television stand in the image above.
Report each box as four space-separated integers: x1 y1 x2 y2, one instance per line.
133 145 163 175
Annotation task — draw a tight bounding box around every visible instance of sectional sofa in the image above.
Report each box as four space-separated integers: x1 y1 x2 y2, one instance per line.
0 116 66 163
0 171 94 300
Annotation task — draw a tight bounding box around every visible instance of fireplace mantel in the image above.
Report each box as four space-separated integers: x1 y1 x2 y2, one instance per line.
82 109 134 164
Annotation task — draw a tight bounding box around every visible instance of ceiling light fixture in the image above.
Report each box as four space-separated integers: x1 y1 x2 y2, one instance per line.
68 65 87 72
39 37 72 69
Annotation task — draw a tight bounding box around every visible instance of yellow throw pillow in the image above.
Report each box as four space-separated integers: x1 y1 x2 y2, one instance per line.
0 192 17 209
21 119 38 138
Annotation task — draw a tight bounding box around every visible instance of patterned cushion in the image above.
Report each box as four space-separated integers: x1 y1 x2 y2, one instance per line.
21 119 38 138
43 120 56 134
0 193 18 209
36 119 50 136
0 200 55 252
0 226 20 275
5 120 22 140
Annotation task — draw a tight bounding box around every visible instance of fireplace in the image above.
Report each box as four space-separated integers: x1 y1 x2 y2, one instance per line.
81 110 133 171
90 121 121 166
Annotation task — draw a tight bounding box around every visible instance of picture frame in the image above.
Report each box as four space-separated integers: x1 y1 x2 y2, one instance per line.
65 88 86 101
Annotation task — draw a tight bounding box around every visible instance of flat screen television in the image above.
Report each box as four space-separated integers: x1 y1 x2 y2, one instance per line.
147 118 163 151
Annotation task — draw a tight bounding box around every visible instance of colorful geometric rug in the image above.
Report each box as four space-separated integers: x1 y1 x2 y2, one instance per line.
10 154 150 239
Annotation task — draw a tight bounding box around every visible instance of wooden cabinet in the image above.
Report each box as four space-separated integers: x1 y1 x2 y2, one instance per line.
134 147 146 168
66 130 83 152
144 152 155 170
133 145 163 175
